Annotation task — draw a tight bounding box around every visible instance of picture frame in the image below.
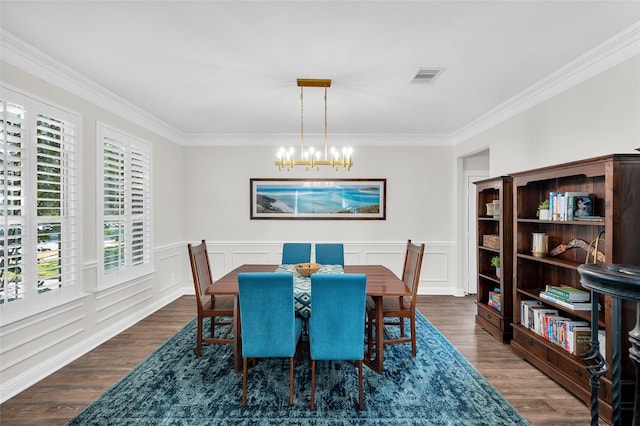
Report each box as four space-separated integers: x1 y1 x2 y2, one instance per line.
250 178 386 220
571 194 593 218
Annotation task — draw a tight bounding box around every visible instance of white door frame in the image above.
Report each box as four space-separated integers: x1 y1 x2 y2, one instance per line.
464 170 489 295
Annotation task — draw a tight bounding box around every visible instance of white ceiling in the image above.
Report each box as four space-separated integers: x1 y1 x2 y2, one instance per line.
1 1 639 146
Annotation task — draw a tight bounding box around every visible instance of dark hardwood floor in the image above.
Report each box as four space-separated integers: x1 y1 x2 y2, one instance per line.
0 295 593 425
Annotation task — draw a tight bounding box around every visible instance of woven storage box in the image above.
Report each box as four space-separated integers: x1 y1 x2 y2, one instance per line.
483 234 500 249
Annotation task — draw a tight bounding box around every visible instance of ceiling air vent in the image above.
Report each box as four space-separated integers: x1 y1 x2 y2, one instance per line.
411 67 445 84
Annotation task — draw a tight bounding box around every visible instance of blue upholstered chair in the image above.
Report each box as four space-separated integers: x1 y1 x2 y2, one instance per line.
315 243 344 265
308 273 367 410
281 242 311 264
237 272 303 407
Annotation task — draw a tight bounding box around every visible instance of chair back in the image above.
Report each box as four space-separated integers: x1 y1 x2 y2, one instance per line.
309 274 367 361
315 243 344 265
238 272 302 358
187 240 213 311
402 240 425 308
281 243 311 264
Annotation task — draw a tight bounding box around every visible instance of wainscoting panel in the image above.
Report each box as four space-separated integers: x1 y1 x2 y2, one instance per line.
197 240 458 296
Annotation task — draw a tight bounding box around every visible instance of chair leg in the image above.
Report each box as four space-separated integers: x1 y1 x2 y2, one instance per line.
310 359 316 410
366 315 374 360
400 317 405 337
357 360 363 410
196 316 203 357
210 315 214 338
242 358 248 407
411 315 417 356
289 356 295 406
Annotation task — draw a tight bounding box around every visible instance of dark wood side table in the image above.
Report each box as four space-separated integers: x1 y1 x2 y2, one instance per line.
578 263 640 426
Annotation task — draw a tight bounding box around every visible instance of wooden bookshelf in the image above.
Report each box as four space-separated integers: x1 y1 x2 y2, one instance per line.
509 154 639 424
474 176 513 343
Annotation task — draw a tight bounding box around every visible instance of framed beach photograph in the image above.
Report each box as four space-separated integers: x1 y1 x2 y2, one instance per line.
250 178 386 220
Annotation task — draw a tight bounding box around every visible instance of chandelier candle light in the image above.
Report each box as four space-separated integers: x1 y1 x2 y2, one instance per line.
276 78 353 171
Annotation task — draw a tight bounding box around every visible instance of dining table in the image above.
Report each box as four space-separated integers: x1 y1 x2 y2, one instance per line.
205 264 410 374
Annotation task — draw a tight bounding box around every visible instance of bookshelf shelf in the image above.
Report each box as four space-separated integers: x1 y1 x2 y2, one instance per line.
474 176 513 343
516 253 582 269
510 154 639 424
518 218 605 226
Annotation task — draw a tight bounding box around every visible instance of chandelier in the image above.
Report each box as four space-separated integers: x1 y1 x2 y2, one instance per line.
276 78 353 171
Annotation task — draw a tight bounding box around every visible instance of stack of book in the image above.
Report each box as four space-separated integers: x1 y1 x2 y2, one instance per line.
488 289 501 311
539 285 593 311
520 300 593 356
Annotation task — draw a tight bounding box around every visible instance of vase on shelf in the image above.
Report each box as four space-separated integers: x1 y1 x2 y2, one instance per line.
538 209 550 220
532 232 549 258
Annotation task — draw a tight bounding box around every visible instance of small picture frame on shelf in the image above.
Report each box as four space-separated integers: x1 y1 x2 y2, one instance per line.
572 195 593 219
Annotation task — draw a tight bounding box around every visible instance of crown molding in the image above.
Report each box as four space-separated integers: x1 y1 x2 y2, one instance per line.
183 132 452 147
0 30 185 145
452 22 640 145
2 21 637 149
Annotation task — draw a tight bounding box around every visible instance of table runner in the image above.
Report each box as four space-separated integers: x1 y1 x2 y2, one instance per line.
276 264 344 318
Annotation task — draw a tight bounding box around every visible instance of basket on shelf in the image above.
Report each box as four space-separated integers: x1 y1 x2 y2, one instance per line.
295 262 320 277
483 234 500 250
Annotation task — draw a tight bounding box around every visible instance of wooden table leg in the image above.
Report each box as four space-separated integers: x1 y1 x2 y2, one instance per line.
233 295 242 372
364 295 384 373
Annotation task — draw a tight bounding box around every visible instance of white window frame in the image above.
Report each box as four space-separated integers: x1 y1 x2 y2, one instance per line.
0 86 83 322
97 123 152 289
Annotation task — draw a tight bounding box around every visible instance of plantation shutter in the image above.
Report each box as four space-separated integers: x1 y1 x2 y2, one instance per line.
102 134 126 274
35 108 79 293
1 88 80 307
99 124 152 286
129 142 151 268
0 98 27 303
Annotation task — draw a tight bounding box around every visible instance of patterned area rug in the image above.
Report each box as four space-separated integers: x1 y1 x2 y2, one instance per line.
67 311 529 425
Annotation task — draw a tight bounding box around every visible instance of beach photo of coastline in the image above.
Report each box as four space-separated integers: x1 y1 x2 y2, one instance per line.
250 179 386 219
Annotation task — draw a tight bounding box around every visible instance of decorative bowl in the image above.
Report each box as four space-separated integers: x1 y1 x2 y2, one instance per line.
295 262 320 277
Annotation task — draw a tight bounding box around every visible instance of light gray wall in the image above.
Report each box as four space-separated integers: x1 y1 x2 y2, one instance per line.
454 55 640 175
183 145 455 242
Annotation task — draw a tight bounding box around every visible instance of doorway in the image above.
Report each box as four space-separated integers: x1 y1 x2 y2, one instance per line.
461 149 490 295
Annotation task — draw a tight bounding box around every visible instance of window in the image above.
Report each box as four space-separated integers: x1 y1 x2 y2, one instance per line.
0 87 81 313
97 124 152 288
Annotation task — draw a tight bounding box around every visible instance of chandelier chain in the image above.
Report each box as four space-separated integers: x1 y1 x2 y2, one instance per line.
300 87 304 156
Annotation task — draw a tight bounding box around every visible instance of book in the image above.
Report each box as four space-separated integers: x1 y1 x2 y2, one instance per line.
565 321 589 353
531 308 558 336
598 329 607 362
570 326 592 356
488 290 501 311
545 285 590 302
521 300 543 327
539 291 593 310
549 191 558 221
546 315 570 342
574 215 604 222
